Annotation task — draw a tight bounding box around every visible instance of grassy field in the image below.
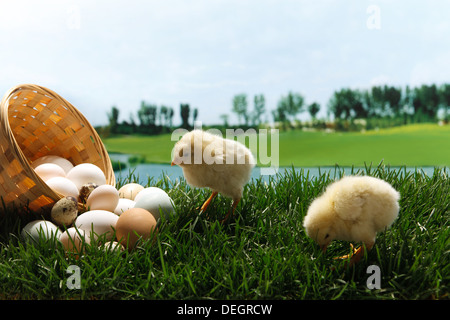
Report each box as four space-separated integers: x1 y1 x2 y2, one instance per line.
0 165 448 300
103 124 450 167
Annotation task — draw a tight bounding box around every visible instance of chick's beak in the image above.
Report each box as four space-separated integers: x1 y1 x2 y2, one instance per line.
320 244 328 253
171 161 176 166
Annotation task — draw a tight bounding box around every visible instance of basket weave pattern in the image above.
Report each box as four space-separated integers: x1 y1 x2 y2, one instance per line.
0 84 115 213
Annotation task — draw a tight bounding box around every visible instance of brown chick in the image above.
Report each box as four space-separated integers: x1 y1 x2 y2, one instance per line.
171 129 256 222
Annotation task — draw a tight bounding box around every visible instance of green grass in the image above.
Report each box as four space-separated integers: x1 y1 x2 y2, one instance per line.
0 164 448 300
103 124 450 167
278 123 450 167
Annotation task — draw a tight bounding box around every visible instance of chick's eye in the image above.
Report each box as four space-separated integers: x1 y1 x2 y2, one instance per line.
324 234 330 239
178 149 184 157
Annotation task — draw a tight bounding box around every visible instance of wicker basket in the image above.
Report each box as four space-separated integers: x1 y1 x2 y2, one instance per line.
0 84 115 214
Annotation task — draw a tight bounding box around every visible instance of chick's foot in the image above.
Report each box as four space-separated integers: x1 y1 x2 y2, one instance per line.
333 243 358 260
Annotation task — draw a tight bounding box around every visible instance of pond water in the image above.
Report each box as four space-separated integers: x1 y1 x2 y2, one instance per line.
111 160 439 185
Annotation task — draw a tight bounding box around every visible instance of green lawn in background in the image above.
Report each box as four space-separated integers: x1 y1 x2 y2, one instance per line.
104 132 174 164
277 123 450 167
103 124 450 167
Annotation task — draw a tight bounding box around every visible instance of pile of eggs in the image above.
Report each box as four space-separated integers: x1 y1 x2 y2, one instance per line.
21 155 175 254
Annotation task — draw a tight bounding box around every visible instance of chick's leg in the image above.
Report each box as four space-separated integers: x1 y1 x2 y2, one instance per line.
199 191 218 214
221 198 240 224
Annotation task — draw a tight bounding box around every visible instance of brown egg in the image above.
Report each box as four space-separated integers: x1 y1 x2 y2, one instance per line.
85 185 119 212
115 208 157 249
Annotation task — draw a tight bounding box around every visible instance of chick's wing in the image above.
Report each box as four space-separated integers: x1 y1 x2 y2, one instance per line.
333 190 366 222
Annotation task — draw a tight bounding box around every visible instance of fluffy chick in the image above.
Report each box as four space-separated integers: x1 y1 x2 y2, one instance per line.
303 175 400 267
172 129 256 222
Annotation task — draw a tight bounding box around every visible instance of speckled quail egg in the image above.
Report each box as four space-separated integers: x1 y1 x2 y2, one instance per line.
51 196 78 227
79 182 99 204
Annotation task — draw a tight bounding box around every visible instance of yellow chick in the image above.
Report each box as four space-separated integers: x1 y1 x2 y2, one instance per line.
171 129 256 222
303 175 400 267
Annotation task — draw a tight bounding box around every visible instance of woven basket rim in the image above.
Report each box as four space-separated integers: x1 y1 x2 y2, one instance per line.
0 83 115 210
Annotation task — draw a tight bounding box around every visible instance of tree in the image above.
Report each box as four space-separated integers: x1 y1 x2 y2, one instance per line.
328 88 366 120
277 92 305 121
220 114 229 127
413 84 440 121
252 94 266 125
384 86 402 116
272 103 288 130
160 105 171 128
232 93 248 125
193 108 198 124
159 105 167 126
138 101 157 127
439 84 450 121
362 90 376 118
168 107 174 128
370 86 386 117
107 106 120 134
180 103 191 129
308 102 320 120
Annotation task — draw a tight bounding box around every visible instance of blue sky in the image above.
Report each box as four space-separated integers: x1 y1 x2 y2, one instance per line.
1 0 450 127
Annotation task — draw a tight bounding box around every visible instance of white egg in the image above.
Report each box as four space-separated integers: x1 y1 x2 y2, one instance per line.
66 163 107 190
134 187 168 203
31 155 74 174
118 183 144 200
74 210 119 241
34 163 66 181
59 227 90 254
134 187 175 222
100 241 125 252
45 177 79 198
114 198 136 215
21 220 61 243
85 184 119 212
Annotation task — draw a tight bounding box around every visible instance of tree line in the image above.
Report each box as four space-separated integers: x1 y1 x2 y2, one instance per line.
328 83 450 130
100 83 449 137
229 83 449 131
101 101 199 136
